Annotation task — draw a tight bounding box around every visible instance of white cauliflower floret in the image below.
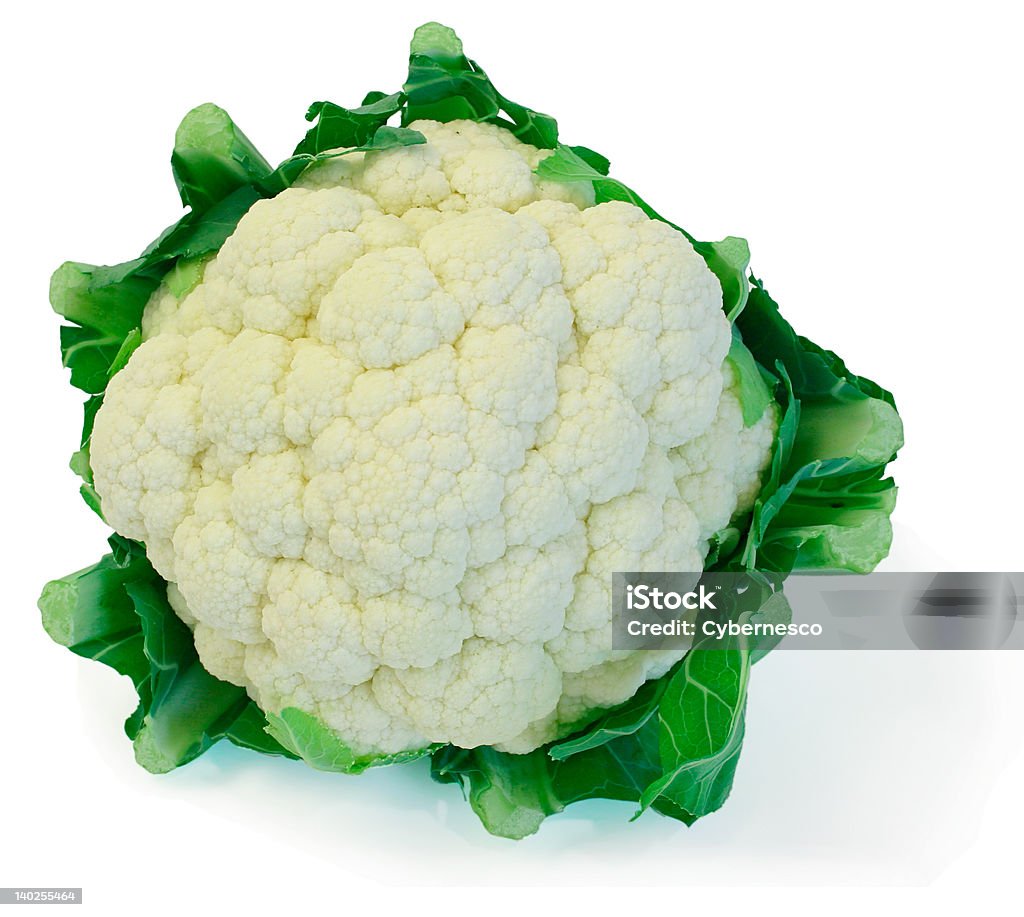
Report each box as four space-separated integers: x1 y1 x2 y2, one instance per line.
670 362 779 544
317 247 464 367
89 119 776 757
372 638 562 749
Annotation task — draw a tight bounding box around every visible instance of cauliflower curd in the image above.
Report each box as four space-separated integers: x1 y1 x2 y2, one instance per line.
89 118 776 755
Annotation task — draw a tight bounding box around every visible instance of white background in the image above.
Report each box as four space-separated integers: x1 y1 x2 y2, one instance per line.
3 0 1022 911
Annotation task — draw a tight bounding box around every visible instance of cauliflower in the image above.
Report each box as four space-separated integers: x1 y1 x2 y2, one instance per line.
43 22 902 837
88 118 775 755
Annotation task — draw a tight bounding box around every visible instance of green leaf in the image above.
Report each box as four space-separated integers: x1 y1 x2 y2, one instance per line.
79 484 104 519
171 103 273 215
107 328 141 378
58 322 140 394
739 278 898 408
164 256 208 299
624 574 786 818
38 542 153 692
784 397 903 475
548 676 665 761
730 281 904 574
59 325 121 394
535 144 646 208
128 575 294 772
704 525 741 568
68 395 102 485
431 746 564 839
759 475 899 573
404 22 502 125
69 395 105 518
265 707 435 774
637 656 749 819
567 145 610 175
703 236 751 322
550 720 664 806
746 590 793 664
403 22 559 148
138 185 264 267
50 261 155 340
360 125 425 151
224 703 298 757
293 92 405 156
726 326 773 427
39 539 293 772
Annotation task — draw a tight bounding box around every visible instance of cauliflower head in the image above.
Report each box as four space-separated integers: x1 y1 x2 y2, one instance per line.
89 118 776 756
